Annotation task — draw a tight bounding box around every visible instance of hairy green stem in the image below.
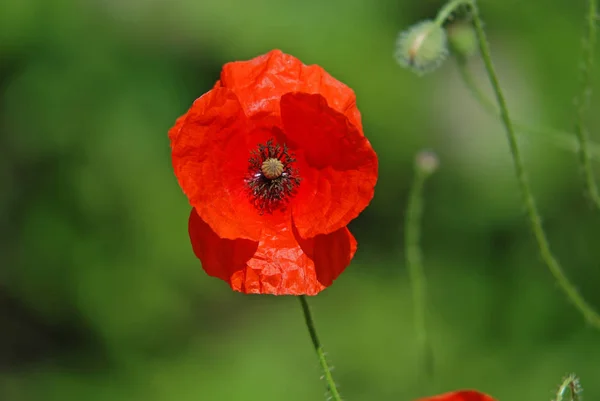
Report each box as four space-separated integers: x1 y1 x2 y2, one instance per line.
405 153 437 382
468 0 600 329
573 0 600 208
299 296 342 401
435 0 467 26
455 57 600 161
434 0 600 330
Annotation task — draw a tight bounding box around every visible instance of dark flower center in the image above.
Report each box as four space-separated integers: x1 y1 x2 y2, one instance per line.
246 139 301 214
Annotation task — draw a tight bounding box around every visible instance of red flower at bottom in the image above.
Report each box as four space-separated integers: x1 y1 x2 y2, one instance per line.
416 390 497 401
169 49 378 295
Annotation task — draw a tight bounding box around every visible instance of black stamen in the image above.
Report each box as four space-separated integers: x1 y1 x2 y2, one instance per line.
246 139 301 214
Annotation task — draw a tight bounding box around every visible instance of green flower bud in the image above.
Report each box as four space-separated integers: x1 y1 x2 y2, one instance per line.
395 20 449 75
447 22 478 60
415 150 440 174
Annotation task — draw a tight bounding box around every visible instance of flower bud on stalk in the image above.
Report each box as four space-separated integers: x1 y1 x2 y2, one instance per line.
447 21 478 60
395 20 449 75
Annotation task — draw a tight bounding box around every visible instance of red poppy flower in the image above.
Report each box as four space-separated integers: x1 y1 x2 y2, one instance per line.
415 390 497 401
169 49 378 295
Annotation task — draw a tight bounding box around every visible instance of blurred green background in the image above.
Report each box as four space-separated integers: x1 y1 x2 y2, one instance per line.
2 0 600 400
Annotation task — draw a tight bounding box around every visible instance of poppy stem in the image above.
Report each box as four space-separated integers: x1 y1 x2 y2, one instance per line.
573 0 600 209
298 295 343 401
434 0 469 26
468 0 600 329
405 151 438 384
455 56 600 163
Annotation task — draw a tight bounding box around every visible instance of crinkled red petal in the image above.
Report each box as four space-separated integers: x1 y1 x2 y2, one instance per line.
188 208 258 283
167 111 189 142
170 86 287 241
219 49 363 131
281 92 378 238
415 390 498 401
188 208 357 295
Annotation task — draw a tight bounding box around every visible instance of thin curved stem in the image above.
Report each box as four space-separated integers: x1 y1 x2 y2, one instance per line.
299 296 342 401
405 153 437 383
455 57 600 161
469 0 600 329
435 0 468 26
573 0 600 208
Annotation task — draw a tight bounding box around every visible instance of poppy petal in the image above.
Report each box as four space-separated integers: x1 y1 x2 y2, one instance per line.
415 390 498 401
188 208 356 295
281 92 378 238
167 111 189 142
219 49 362 130
170 86 271 241
188 208 258 283
293 222 358 288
